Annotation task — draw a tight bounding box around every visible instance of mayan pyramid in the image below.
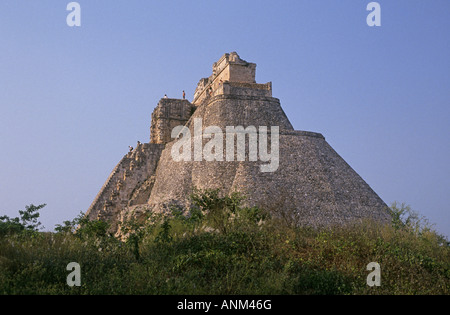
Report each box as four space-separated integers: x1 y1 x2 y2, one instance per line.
86 52 391 234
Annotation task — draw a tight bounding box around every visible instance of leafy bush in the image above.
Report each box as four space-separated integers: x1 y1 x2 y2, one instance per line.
189 187 269 234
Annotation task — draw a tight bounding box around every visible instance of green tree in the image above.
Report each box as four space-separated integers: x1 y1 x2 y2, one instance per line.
0 204 46 235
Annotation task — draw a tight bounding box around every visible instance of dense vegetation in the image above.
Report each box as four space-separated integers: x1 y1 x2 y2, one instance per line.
0 190 449 295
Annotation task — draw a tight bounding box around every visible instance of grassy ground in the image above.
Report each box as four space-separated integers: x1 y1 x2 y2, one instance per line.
0 192 449 295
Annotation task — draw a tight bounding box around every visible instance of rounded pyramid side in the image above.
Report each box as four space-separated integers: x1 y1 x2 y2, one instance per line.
146 129 391 226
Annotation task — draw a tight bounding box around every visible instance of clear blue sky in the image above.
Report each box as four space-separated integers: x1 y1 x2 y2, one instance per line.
1 1 449 237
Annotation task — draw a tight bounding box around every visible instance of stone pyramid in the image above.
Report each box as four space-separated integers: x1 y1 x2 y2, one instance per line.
86 52 391 234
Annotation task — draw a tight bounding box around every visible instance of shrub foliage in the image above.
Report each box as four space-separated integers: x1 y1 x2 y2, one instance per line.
0 191 449 295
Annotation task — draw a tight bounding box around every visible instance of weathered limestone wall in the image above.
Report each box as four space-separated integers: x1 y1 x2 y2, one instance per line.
217 82 272 98
186 94 293 132
150 98 193 145
228 63 256 83
146 89 294 215
147 130 391 227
